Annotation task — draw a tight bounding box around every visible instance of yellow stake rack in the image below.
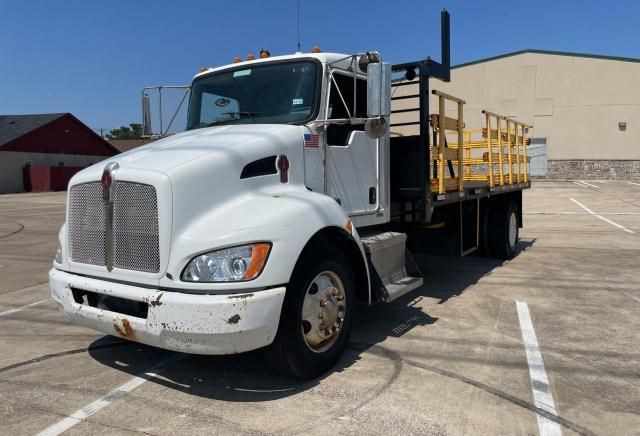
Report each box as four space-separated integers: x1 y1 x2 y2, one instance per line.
429 93 532 195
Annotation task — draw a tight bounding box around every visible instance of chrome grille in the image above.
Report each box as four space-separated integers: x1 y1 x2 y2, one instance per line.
112 182 160 273
68 181 160 273
69 183 106 266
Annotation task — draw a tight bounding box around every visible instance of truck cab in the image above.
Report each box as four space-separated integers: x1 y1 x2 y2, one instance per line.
186 51 391 228
49 50 402 379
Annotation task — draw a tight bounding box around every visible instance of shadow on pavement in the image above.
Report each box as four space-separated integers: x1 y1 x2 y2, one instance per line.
88 239 536 401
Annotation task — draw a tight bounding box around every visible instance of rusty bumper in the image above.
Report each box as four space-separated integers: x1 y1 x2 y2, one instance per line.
49 268 286 355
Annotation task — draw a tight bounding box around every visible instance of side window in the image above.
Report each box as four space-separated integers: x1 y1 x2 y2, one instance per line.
199 92 240 126
327 73 367 145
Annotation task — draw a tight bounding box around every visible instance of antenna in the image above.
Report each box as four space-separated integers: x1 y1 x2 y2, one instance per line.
296 0 301 52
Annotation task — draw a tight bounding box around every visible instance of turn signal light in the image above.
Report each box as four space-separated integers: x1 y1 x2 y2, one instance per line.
242 243 271 280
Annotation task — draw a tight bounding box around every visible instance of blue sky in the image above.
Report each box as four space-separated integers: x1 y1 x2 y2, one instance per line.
2 0 639 134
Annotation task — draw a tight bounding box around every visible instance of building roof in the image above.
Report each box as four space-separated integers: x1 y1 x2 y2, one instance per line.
453 49 640 69
108 138 156 153
0 112 119 156
0 113 67 147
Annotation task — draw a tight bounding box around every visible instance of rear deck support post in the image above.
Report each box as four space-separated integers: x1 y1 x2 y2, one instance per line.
497 117 504 186
465 131 471 177
486 113 494 188
515 124 521 183
507 120 513 184
438 95 446 194
457 101 464 192
522 124 529 183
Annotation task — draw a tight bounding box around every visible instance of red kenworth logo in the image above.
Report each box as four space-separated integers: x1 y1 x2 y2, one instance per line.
101 170 112 201
101 162 119 202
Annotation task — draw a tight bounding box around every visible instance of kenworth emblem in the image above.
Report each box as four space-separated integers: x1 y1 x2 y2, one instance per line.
101 162 119 271
101 162 119 202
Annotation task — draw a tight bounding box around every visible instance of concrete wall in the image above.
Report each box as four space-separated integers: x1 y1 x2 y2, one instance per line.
0 151 109 194
390 52 640 178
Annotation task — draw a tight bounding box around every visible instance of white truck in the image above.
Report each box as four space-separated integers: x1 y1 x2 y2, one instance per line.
50 11 531 378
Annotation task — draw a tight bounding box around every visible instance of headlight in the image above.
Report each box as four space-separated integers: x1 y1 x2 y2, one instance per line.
182 243 271 282
54 243 62 264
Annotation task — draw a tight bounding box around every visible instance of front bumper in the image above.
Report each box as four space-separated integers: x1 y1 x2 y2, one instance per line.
49 268 286 355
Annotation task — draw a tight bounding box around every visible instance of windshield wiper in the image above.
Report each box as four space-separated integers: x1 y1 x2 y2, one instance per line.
202 112 261 128
224 111 260 119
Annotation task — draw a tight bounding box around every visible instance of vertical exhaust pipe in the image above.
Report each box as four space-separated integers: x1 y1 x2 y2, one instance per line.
142 93 152 136
441 9 451 81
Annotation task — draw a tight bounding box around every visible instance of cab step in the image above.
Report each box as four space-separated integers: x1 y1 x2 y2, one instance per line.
360 231 423 302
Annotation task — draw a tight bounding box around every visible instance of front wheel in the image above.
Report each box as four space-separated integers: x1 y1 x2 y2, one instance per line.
265 246 354 379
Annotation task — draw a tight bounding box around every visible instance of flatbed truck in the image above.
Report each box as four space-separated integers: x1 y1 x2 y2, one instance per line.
50 10 531 378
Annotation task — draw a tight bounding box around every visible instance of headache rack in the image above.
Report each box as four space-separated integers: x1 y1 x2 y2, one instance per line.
388 9 531 223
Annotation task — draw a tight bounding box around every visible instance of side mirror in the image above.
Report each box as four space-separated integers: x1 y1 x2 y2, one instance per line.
367 62 391 118
142 93 152 136
365 118 388 139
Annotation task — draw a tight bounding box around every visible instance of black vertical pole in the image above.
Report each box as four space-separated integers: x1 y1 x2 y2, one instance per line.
419 62 430 222
441 9 451 81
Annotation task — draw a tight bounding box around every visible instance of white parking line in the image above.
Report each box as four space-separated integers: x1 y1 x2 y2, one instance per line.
37 354 184 436
572 181 588 188
525 211 640 215
15 211 66 217
569 197 635 234
516 300 562 436
0 205 63 212
0 298 51 317
578 181 599 188
628 181 640 186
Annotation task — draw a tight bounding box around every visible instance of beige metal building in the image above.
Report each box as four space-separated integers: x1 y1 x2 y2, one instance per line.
391 49 640 179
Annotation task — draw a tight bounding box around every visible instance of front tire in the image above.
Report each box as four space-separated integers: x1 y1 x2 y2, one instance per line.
265 246 354 379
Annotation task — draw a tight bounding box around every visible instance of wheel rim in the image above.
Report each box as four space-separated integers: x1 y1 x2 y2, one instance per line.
301 271 346 353
508 211 518 249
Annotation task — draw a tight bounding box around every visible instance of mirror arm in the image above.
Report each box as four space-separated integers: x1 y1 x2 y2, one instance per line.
328 70 353 119
163 88 191 135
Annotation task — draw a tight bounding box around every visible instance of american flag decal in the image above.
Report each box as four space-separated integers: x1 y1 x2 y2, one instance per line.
304 133 319 147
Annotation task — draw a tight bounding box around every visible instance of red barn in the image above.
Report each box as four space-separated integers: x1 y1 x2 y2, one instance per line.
0 113 119 194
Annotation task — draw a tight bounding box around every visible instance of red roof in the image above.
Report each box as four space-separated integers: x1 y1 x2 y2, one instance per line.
0 113 119 156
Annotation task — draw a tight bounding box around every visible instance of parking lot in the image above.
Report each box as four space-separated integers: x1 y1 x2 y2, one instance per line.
0 181 638 435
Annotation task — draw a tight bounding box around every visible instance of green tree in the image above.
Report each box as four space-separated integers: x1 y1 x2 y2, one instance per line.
105 123 143 140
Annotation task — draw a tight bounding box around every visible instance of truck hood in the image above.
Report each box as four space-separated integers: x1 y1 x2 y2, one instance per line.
71 124 304 182
109 124 303 175
64 123 308 285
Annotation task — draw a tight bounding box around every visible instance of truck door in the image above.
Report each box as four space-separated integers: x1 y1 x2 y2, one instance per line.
325 72 379 216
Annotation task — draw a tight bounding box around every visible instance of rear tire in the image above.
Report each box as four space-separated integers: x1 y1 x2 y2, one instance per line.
265 246 354 379
488 200 519 259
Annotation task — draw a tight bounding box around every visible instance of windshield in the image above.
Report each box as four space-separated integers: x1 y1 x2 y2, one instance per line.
186 60 319 130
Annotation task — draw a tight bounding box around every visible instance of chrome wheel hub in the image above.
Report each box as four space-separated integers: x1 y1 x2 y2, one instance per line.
301 271 346 353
